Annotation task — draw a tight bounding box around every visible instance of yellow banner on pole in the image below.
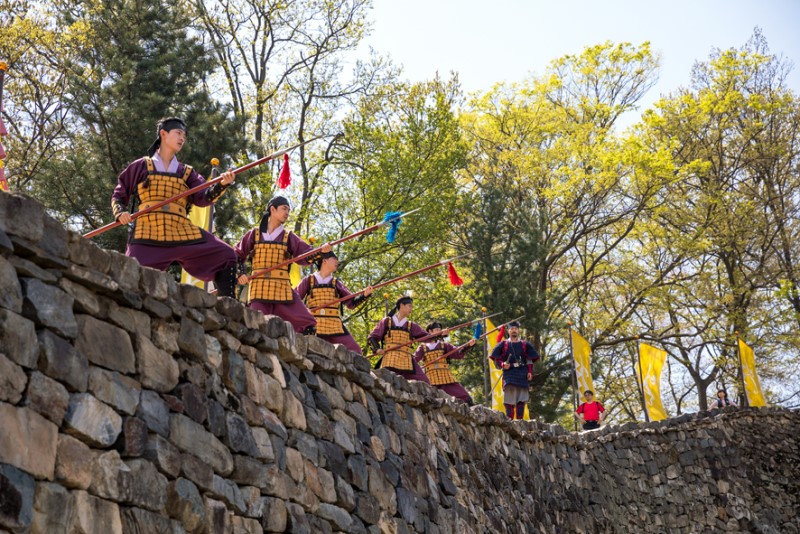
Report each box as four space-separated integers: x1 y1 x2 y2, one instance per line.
571 330 594 395
488 317 530 419
180 205 212 289
738 338 766 407
638 343 668 421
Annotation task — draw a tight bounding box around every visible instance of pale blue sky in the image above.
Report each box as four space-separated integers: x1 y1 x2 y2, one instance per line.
361 0 799 125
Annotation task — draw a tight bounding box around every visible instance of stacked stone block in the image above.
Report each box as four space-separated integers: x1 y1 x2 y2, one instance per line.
0 191 799 533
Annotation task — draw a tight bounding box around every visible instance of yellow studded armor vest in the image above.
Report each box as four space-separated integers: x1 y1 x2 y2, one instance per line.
379 319 414 371
304 277 345 336
247 230 293 303
131 158 204 245
420 345 457 385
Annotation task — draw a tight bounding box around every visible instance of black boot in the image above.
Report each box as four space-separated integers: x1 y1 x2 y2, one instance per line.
302 325 316 335
214 263 237 298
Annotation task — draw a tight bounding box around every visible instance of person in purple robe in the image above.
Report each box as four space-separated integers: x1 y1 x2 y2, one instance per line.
296 250 373 354
367 296 430 382
111 117 239 296
234 196 331 333
414 321 476 404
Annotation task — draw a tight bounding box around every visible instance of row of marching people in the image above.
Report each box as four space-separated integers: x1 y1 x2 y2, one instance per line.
108 116 480 405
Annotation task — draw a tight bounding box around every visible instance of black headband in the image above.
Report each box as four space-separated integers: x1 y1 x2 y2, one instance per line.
147 117 186 157
259 196 292 232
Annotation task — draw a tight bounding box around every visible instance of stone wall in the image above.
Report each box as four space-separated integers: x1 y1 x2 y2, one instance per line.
1 191 798 534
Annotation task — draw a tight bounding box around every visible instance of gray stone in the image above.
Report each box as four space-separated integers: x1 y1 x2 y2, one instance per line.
120 416 148 457
0 403 58 480
396 487 418 526
24 371 70 425
204 497 230 534
31 482 76 534
251 427 275 462
231 455 268 488
74 314 135 373
0 255 23 313
0 354 26 404
120 506 179 534
144 434 182 478
105 299 151 337
106 251 141 293
169 414 234 476
152 319 180 353
135 334 180 393
317 503 352 531
64 264 119 294
285 502 310 534
0 309 37 368
368 464 397 515
0 226 11 253
55 434 93 489
175 383 207 424
335 475 356 512
211 474 246 514
283 391 307 431
178 317 207 361
143 295 173 319
182 454 215 493
87 367 141 415
222 349 246 394
21 278 78 338
38 215 70 260
262 466 293 500
0 192 44 242
125 459 168 511
0 463 35 530
137 390 170 437
140 267 170 300
68 232 111 271
181 283 218 308
71 490 123 534
226 412 259 457
260 497 287 533
354 493 380 525
167 478 206 533
89 450 128 501
37 329 89 392
8 255 59 283
64 393 123 447
59 276 102 315
203 308 227 331
207 400 227 439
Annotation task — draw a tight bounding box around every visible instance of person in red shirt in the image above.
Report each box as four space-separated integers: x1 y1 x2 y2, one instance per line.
576 390 605 430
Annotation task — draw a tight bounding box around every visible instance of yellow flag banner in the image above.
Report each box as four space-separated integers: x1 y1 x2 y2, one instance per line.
180 205 213 289
571 330 594 395
738 338 766 407
638 343 668 421
488 317 530 420
289 263 302 289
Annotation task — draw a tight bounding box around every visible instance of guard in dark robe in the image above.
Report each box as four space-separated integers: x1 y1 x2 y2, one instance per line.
367 296 429 382
111 117 238 296
414 321 476 404
234 196 330 333
296 251 373 353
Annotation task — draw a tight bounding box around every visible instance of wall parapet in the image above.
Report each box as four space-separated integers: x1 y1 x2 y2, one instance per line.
1 191 798 533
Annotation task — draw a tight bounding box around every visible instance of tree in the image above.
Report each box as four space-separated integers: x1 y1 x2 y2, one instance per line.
457 42 662 421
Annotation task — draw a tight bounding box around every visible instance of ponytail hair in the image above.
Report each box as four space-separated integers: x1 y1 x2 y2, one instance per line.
389 296 413 317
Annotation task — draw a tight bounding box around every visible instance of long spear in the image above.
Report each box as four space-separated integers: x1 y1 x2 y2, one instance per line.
309 253 471 312
422 315 525 369
83 136 326 239
246 208 421 282
372 311 501 357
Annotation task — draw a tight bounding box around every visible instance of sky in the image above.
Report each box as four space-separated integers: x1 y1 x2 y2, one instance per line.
360 0 800 128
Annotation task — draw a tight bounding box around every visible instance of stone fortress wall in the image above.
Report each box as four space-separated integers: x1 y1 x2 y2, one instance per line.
0 191 798 533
